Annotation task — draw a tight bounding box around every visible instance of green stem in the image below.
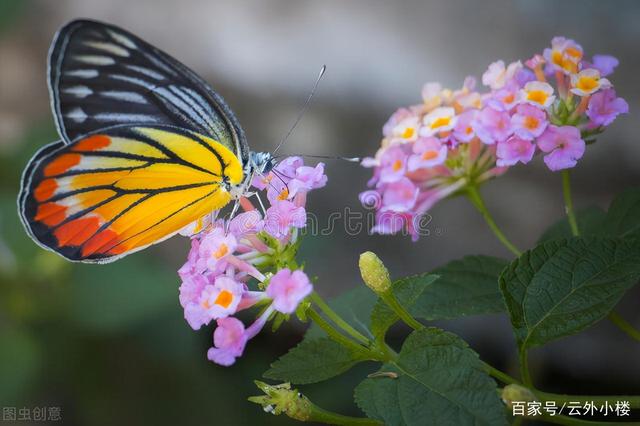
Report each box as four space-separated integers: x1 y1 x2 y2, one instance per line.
607 311 640 342
482 362 518 385
562 170 580 237
519 348 533 387
305 405 383 426
307 309 378 360
466 186 522 257
381 292 424 331
311 292 370 345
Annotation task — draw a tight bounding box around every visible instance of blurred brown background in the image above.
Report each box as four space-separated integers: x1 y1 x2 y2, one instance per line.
0 1 638 425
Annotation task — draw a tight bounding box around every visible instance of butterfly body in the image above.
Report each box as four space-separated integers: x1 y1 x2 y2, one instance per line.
19 19 273 263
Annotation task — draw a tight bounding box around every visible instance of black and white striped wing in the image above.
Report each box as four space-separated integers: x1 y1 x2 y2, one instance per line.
48 19 249 164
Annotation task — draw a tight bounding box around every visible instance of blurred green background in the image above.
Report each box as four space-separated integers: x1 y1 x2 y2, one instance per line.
1 0 639 425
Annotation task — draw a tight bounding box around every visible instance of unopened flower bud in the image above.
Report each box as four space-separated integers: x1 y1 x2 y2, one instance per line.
249 381 312 421
359 252 391 294
501 384 538 409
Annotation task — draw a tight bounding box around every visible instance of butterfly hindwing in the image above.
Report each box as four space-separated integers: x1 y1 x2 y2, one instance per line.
19 125 243 263
48 19 249 165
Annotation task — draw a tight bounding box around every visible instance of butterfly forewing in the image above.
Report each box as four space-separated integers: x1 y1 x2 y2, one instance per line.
20 125 243 263
49 19 249 165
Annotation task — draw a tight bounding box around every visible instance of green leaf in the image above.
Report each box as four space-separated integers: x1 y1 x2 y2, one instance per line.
354 328 506 426
306 286 377 340
500 237 640 349
538 206 606 243
370 274 438 341
412 256 508 320
264 337 364 384
603 187 640 238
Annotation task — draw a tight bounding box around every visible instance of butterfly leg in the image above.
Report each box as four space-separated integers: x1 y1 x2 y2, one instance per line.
224 198 241 234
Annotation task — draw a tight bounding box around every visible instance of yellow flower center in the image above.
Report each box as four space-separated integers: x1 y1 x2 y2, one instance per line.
401 127 415 139
551 51 564 66
465 126 473 135
502 93 515 104
421 150 438 161
527 90 548 105
277 188 289 200
524 116 539 130
576 76 598 92
214 290 234 308
212 243 229 259
392 159 403 171
565 46 582 60
430 116 451 129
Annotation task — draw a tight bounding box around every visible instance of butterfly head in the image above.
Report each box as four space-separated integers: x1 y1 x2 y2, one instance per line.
250 151 275 176
229 151 274 199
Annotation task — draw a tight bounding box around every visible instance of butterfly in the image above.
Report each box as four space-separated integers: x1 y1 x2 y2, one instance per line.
18 19 275 264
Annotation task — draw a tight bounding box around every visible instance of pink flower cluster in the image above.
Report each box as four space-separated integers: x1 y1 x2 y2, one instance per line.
177 157 326 366
361 36 627 240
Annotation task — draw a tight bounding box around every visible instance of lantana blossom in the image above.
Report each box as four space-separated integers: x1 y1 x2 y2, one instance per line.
361 36 627 240
178 157 326 366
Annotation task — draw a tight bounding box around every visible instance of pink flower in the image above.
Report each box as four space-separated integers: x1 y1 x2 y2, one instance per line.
408 137 447 170
229 210 264 236
537 125 585 171
587 55 618 77
207 317 248 366
453 110 478 143
178 273 207 308
486 85 519 111
473 107 513 144
198 228 237 271
383 108 415 138
381 177 419 212
288 163 328 197
266 269 313 314
496 136 536 167
511 104 548 140
207 311 271 366
184 276 244 330
264 200 306 239
482 60 522 90
586 89 629 127
543 37 583 74
378 146 409 183
371 210 416 239
420 107 457 137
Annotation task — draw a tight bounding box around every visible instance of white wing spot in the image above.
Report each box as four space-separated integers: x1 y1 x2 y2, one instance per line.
62 85 93 98
66 107 87 123
100 90 147 104
73 55 115 66
107 30 137 49
66 69 99 78
84 41 130 57
125 64 165 80
94 113 159 122
109 74 156 90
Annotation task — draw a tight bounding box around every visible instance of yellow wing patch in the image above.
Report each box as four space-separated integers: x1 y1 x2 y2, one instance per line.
21 125 244 262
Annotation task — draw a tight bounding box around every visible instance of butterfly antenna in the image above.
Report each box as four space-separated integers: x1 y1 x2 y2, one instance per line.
275 154 361 163
272 65 327 156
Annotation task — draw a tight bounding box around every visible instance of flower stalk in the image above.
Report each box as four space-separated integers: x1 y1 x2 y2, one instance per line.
466 186 522 257
561 169 580 236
